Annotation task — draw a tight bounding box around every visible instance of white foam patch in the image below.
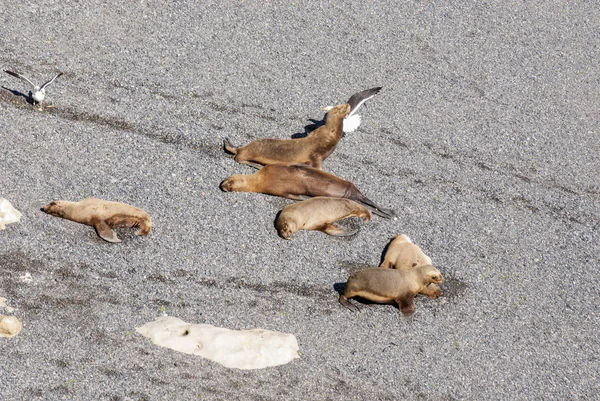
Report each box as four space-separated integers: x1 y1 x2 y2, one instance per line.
136 316 300 370
0 198 22 230
19 273 33 283
343 114 361 132
0 315 22 338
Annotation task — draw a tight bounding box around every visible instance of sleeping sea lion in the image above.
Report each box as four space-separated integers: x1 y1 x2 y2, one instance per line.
380 235 441 298
41 198 152 243
379 234 441 298
339 265 443 316
276 197 372 239
220 163 393 218
223 103 350 169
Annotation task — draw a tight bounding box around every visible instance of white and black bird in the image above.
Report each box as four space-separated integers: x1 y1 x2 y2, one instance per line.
4 70 63 106
323 87 382 133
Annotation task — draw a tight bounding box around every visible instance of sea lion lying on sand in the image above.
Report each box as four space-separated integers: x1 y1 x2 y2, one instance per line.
339 265 443 316
276 197 371 239
42 198 152 243
220 164 393 218
224 103 350 169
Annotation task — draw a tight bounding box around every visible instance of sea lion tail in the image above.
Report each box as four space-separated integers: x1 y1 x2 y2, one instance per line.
352 192 394 219
223 138 238 155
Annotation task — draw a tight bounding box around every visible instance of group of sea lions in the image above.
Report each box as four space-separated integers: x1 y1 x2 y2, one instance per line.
219 87 444 316
220 87 393 240
341 234 443 316
5 85 445 321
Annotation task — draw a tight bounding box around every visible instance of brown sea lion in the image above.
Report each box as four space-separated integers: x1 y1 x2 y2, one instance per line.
276 197 372 239
41 198 152 243
339 265 443 316
380 234 441 298
223 103 350 169
220 164 393 218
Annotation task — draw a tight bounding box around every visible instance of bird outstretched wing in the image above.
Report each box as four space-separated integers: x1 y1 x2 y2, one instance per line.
4 70 36 88
346 87 382 117
41 72 63 90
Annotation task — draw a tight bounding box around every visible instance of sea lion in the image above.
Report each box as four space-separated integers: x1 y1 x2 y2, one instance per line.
220 164 393 218
276 197 372 239
380 235 432 269
223 103 350 169
41 198 152 243
380 234 441 298
339 265 443 316
0 315 22 338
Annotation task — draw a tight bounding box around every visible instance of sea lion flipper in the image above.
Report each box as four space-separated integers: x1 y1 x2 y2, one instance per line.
339 295 360 312
92 218 121 243
351 192 394 219
378 207 395 218
223 138 238 155
321 223 358 237
369 206 394 219
397 296 415 316
241 160 264 169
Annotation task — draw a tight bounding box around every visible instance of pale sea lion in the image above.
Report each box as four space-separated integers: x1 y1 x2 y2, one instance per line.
380 234 441 298
339 265 443 316
220 164 394 218
276 197 372 239
0 315 22 338
223 103 350 169
41 198 152 243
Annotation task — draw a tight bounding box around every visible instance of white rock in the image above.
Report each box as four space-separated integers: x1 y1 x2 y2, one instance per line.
136 316 300 370
0 198 22 230
19 273 33 283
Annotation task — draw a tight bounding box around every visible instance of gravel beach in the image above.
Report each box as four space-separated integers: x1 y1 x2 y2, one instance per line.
1 1 599 400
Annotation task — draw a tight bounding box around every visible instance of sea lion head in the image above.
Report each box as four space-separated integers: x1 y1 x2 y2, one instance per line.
392 234 412 244
41 201 66 217
417 264 444 285
426 284 444 298
276 216 298 240
220 175 248 192
325 103 351 122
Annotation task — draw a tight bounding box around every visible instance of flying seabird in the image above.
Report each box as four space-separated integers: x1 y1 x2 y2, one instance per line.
4 70 63 107
323 86 382 133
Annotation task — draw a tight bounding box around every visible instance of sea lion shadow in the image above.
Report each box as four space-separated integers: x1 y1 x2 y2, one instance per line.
332 283 385 307
332 282 345 295
2 86 33 104
291 118 325 139
272 210 283 236
378 239 394 266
